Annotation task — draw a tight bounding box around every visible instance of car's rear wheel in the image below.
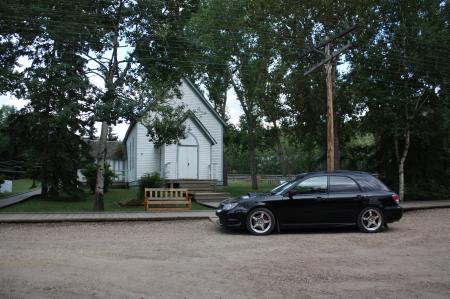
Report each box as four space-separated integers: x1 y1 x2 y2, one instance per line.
357 207 384 233
246 208 275 235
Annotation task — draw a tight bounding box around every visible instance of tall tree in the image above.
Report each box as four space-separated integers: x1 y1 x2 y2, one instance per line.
0 0 98 197
190 0 287 190
347 0 450 200
0 0 198 205
76 0 199 210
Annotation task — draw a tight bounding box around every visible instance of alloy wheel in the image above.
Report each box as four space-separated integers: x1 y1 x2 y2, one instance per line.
361 208 383 232
248 210 273 234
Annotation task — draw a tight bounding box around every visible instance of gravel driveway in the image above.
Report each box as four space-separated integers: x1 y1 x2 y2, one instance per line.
1 209 450 299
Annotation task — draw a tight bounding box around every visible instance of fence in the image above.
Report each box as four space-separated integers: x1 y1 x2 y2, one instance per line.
227 174 296 185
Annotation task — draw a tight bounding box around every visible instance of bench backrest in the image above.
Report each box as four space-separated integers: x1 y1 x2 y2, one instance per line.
144 188 189 201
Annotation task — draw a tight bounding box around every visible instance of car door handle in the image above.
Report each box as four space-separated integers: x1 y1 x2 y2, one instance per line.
315 196 326 201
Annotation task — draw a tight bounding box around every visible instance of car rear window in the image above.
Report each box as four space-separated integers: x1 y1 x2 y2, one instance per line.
329 176 360 192
358 175 390 191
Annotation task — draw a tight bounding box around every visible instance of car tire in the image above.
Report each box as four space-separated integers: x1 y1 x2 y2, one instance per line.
246 207 276 235
357 207 385 233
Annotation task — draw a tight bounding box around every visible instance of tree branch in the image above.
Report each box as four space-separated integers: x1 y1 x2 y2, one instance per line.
400 130 410 165
114 56 134 88
85 69 106 80
394 136 400 163
82 52 109 73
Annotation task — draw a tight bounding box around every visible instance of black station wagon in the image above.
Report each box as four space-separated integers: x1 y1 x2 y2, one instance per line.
216 171 403 235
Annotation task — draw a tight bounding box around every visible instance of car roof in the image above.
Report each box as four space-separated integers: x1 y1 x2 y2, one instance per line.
299 170 373 177
292 171 389 192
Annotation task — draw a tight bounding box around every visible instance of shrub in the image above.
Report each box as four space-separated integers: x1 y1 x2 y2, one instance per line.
82 163 116 194
138 172 164 200
0 174 4 185
47 188 87 201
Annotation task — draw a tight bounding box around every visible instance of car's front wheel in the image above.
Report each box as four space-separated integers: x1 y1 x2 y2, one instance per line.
357 207 385 233
246 208 275 235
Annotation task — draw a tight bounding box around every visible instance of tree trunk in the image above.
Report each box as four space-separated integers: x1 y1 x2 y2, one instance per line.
395 130 410 201
41 118 50 199
333 116 340 170
332 62 340 170
248 129 258 191
41 158 48 199
223 160 228 186
94 121 108 211
274 125 287 176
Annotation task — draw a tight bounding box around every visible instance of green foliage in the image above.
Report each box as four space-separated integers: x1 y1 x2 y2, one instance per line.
47 188 87 202
82 164 116 194
141 105 190 147
138 172 165 200
225 127 323 175
0 174 5 185
0 106 24 176
1 0 449 202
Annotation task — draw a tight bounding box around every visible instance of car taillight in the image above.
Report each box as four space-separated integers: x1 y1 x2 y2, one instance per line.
392 194 400 203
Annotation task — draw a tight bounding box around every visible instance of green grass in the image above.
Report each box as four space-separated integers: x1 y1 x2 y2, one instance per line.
0 179 40 199
0 179 277 212
221 180 279 197
13 179 40 192
0 187 212 212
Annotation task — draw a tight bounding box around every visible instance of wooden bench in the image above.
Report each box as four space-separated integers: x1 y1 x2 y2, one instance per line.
144 188 191 211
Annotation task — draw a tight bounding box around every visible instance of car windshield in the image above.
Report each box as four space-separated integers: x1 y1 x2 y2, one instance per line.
270 176 303 195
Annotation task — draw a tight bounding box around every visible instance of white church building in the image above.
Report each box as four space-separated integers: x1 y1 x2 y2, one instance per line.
122 78 225 186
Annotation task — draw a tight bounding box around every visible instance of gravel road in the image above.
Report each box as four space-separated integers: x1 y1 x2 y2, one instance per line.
1 209 450 299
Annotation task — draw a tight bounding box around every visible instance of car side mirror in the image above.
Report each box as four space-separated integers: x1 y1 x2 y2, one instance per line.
284 189 296 199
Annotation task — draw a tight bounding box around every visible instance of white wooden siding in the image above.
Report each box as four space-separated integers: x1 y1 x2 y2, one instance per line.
125 124 138 183
135 123 161 181
124 79 224 184
175 80 223 182
164 143 177 179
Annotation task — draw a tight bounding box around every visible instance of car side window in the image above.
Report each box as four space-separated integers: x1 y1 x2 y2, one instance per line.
293 176 327 194
329 176 360 193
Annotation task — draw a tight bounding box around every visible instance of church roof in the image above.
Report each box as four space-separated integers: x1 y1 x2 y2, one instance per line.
183 78 226 126
87 140 126 160
123 77 225 143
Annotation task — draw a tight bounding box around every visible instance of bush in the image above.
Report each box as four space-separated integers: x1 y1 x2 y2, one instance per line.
138 172 164 200
0 174 4 185
47 188 87 201
82 163 116 194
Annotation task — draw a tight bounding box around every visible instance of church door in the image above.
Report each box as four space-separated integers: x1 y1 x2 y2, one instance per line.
178 145 198 179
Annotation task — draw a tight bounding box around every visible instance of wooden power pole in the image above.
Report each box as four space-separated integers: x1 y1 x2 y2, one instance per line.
324 43 335 171
304 25 356 171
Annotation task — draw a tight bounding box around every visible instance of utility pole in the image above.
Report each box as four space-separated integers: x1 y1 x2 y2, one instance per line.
304 25 356 171
324 43 335 171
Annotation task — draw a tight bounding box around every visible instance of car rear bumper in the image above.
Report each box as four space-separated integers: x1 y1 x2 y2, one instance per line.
383 205 403 223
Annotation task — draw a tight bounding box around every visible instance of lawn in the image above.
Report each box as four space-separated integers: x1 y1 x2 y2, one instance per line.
0 179 279 212
221 180 279 197
0 187 211 212
0 178 40 199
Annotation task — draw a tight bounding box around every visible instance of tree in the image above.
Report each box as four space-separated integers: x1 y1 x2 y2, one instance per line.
347 0 450 200
79 0 199 211
0 0 97 197
190 0 289 190
1 0 200 206
107 127 119 141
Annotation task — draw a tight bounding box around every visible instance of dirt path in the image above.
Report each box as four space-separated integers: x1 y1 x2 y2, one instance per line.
1 209 449 299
